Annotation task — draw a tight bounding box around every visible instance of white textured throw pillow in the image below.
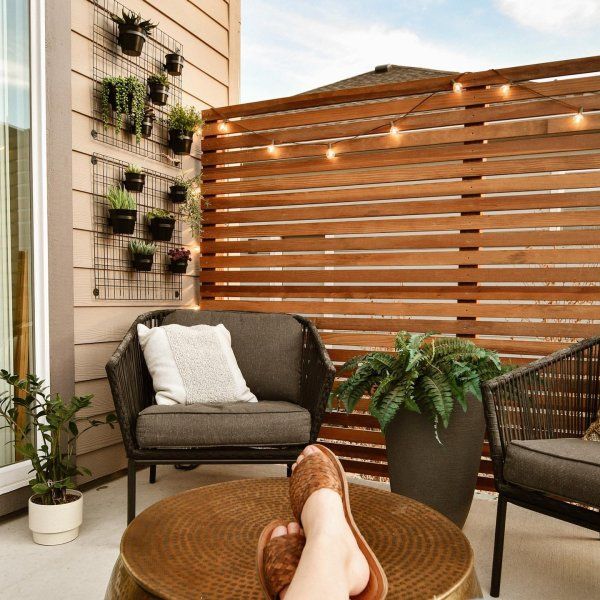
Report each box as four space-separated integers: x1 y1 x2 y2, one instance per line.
137 323 257 405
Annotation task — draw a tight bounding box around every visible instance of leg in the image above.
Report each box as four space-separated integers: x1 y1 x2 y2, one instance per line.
127 459 136 525
490 494 507 598
149 464 156 484
286 463 293 478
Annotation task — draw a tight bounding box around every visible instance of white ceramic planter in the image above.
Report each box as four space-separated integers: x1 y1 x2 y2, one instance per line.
28 490 83 545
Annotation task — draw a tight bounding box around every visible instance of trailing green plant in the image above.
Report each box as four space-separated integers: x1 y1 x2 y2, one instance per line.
148 72 169 87
110 9 157 35
100 76 146 142
107 186 136 210
331 332 508 439
128 240 156 255
125 164 142 174
146 208 174 221
167 104 204 132
173 173 206 238
0 370 116 505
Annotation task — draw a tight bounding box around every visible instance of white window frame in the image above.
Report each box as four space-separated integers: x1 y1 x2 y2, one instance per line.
0 0 49 495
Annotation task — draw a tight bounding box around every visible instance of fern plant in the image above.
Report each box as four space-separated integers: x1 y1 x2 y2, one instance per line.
331 332 506 438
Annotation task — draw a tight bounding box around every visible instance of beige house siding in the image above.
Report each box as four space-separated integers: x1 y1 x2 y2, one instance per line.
71 0 240 481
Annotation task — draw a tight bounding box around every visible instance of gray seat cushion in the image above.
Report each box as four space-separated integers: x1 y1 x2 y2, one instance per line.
162 310 303 405
504 438 600 507
136 401 311 448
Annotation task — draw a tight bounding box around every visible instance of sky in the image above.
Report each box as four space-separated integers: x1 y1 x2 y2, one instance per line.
240 0 600 102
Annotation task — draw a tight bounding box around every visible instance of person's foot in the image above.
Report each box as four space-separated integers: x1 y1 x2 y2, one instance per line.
291 446 370 597
269 521 304 599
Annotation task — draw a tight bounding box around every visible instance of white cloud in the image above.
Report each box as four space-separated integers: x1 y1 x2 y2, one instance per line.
242 1 488 101
495 0 600 33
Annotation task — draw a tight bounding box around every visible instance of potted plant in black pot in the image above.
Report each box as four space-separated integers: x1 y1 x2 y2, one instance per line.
167 104 203 155
147 208 175 241
101 76 146 142
169 173 200 203
147 72 170 106
165 50 184 76
123 164 146 192
107 186 137 234
331 331 507 528
129 240 156 271
168 247 192 273
111 9 156 57
0 370 116 545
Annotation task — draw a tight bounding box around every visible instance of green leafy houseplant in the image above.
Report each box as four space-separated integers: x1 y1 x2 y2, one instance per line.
107 186 136 210
101 76 146 142
129 240 156 255
125 164 142 174
110 9 157 35
111 9 157 57
331 331 506 437
171 174 206 238
147 208 174 221
167 104 204 133
147 73 169 88
0 370 116 505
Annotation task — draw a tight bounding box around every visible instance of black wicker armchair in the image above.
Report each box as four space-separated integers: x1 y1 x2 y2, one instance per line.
106 309 335 523
482 337 600 597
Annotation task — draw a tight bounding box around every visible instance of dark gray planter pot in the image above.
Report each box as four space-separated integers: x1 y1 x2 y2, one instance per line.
384 394 485 528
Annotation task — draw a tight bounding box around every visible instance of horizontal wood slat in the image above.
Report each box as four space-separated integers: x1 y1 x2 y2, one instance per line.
200 56 600 486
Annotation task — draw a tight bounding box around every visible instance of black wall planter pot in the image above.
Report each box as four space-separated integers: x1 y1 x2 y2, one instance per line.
165 53 184 76
123 172 146 192
169 260 188 274
133 116 154 138
109 209 137 234
148 217 175 241
117 25 147 57
131 254 154 271
169 184 187 203
384 395 486 528
168 129 193 155
149 83 169 106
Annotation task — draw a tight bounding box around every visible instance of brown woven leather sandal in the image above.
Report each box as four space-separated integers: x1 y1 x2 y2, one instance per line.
290 444 388 599
257 519 306 599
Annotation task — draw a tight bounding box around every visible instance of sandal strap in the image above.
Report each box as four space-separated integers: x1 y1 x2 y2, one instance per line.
263 533 305 598
289 452 342 523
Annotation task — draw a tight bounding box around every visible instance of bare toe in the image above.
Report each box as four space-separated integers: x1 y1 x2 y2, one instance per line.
287 522 301 536
270 524 287 541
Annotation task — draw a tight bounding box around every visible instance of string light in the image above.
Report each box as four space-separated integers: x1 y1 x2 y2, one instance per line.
193 245 201 253
500 83 510 95
326 144 336 159
574 107 584 123
452 80 463 93
389 122 400 136
217 120 229 133
267 140 276 154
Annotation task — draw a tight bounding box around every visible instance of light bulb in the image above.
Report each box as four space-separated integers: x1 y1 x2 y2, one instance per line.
389 122 400 135
193 246 201 253
574 108 584 124
267 141 276 154
452 80 463 93
501 83 510 95
326 145 336 159
217 121 228 133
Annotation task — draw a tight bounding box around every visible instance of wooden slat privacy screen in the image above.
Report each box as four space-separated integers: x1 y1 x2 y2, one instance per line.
200 56 600 489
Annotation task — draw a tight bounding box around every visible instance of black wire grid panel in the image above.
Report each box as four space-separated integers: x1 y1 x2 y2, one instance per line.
92 153 185 301
92 0 183 166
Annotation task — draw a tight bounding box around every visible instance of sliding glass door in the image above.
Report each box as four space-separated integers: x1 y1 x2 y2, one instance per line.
0 0 35 472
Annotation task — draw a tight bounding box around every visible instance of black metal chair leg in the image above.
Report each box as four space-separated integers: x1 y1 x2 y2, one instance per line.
149 464 156 484
286 463 293 477
127 459 136 525
490 494 508 597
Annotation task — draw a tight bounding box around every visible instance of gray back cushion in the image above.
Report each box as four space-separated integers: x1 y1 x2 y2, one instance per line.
162 310 303 404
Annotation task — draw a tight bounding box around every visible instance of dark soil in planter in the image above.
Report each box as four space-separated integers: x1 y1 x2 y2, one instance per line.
31 492 80 505
168 129 194 155
124 172 146 192
148 217 175 241
109 209 137 234
149 83 169 106
132 254 154 271
169 259 189 274
117 24 147 57
165 53 184 76
169 184 188 203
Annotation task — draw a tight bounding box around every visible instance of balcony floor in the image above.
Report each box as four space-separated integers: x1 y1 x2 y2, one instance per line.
1 464 598 599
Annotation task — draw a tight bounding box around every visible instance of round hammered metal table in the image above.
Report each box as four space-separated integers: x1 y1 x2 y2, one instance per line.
106 478 482 600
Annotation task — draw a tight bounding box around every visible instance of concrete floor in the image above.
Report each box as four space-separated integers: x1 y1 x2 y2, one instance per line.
1 463 598 599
